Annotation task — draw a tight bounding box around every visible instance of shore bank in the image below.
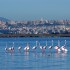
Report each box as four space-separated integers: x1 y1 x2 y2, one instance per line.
0 34 70 37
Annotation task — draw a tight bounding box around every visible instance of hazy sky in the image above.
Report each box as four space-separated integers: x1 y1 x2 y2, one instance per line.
0 0 70 20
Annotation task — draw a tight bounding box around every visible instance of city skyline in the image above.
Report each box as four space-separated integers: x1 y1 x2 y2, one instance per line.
0 0 70 21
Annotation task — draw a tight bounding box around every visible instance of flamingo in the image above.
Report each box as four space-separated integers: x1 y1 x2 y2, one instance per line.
43 41 47 49
48 40 53 49
24 43 30 52
54 40 61 52
39 42 43 50
32 41 38 50
5 42 8 51
18 46 22 51
61 40 68 52
11 42 14 51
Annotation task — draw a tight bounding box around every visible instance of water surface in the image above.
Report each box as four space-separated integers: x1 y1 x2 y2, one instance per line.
0 37 70 70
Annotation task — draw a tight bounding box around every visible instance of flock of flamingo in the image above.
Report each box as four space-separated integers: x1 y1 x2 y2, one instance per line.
5 40 68 53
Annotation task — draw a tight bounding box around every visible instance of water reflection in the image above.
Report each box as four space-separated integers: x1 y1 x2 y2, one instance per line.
24 51 29 56
32 52 38 58
24 51 29 61
61 52 67 57
54 52 67 59
39 52 47 57
3 49 69 70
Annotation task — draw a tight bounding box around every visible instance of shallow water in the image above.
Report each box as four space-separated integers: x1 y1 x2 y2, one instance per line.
0 37 70 70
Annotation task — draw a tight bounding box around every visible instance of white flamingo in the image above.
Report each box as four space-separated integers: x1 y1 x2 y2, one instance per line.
5 42 8 51
61 40 68 52
18 46 22 51
54 40 61 52
48 40 53 49
24 43 30 52
32 41 38 50
39 42 43 50
43 41 47 49
11 42 14 51
8 47 12 51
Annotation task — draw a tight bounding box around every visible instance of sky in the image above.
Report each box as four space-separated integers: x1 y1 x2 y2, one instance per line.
0 0 70 21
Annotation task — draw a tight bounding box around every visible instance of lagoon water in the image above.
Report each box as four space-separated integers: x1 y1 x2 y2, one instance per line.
0 37 70 70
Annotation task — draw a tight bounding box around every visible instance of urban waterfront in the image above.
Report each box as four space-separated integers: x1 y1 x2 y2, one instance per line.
0 37 70 70
0 17 70 35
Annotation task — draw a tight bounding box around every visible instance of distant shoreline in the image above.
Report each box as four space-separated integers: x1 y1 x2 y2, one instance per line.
0 34 70 37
